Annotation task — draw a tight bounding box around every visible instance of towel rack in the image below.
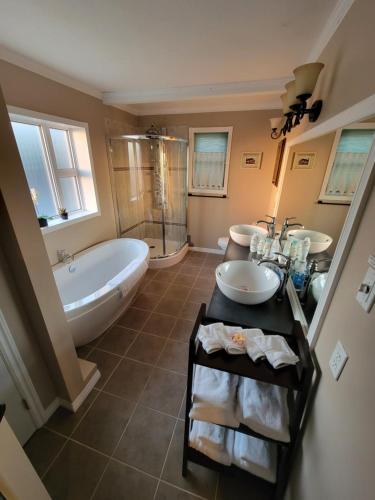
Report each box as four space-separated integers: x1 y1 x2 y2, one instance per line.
182 304 314 500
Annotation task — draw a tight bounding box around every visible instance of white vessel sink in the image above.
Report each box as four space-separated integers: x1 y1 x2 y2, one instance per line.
287 229 333 254
311 273 328 302
215 260 280 305
229 224 268 247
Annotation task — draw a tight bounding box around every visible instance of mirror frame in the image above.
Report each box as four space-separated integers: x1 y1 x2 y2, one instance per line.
273 94 375 349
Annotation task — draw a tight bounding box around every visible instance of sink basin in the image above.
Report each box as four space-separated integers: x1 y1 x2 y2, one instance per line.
287 229 333 254
215 260 280 305
311 273 328 302
229 224 268 247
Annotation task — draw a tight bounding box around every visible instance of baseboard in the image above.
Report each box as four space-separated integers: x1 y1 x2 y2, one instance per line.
189 246 225 255
59 368 101 412
42 398 60 422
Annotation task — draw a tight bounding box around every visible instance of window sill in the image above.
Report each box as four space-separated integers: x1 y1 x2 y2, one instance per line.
40 210 99 234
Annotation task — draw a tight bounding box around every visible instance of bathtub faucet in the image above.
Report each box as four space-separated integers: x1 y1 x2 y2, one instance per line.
57 249 74 264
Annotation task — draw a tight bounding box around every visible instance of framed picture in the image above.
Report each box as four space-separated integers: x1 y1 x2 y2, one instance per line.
292 152 316 170
272 138 286 186
242 152 262 169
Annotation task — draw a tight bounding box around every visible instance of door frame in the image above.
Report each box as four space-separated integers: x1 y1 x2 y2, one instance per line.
274 94 375 349
0 310 46 427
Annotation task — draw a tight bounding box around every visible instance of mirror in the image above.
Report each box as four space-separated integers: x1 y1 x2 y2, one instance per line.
277 116 375 324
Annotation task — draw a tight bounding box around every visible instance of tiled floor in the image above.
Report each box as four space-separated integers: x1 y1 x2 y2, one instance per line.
24 252 263 499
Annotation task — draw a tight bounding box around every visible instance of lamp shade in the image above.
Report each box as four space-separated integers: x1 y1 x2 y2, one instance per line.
293 62 324 98
280 93 290 115
270 117 282 130
285 80 299 109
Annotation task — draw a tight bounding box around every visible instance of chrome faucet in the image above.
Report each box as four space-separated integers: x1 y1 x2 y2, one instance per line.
257 252 292 301
280 217 304 241
57 249 74 264
256 215 276 238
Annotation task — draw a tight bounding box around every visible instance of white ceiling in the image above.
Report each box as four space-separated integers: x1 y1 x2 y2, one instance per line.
0 0 353 115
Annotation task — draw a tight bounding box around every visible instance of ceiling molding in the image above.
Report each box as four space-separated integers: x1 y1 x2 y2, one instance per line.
307 0 355 61
102 77 289 105
122 100 282 116
0 45 102 99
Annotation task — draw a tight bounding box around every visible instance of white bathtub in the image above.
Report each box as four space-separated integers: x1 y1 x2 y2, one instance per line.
53 239 149 347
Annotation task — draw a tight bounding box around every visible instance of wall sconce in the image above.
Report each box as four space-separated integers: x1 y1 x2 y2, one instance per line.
270 62 324 139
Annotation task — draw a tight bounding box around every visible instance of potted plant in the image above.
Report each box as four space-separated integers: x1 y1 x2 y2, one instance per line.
59 208 69 220
38 215 48 228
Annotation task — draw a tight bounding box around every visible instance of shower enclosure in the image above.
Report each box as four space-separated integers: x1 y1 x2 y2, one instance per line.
108 134 188 264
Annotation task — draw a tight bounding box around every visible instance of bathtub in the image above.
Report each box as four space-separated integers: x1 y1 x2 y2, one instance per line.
53 239 149 347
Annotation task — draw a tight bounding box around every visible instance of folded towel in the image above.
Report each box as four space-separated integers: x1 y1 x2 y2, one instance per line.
232 431 277 483
197 323 223 354
189 365 240 428
254 335 299 369
243 329 265 362
189 420 234 466
236 377 290 442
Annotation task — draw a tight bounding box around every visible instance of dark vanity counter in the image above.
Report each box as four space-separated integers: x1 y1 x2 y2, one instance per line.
207 238 296 336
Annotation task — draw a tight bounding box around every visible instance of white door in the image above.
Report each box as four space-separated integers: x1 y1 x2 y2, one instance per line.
0 350 36 445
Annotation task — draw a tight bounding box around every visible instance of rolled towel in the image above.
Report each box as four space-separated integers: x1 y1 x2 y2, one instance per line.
197 323 224 354
236 377 290 443
232 432 277 483
254 335 299 369
189 365 240 428
189 420 234 466
243 329 265 362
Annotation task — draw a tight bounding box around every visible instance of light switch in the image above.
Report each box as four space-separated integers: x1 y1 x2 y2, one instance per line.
329 341 348 380
356 255 375 313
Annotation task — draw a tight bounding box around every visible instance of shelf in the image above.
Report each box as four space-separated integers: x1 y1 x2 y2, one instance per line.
187 446 277 499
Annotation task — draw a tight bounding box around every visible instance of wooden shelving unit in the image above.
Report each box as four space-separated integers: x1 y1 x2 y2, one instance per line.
182 304 314 500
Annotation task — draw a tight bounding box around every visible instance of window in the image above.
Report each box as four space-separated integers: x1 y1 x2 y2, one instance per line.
319 124 375 204
9 107 98 229
188 127 233 196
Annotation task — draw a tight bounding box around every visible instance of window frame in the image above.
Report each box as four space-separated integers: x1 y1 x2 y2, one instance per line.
8 106 100 230
188 126 233 197
318 123 375 205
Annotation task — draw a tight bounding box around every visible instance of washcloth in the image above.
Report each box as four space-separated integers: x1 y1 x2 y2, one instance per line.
254 335 299 369
236 377 290 443
197 323 223 354
189 365 240 428
232 431 277 483
189 420 234 466
243 329 265 362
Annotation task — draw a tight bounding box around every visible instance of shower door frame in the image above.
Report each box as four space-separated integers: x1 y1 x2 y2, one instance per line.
107 134 189 259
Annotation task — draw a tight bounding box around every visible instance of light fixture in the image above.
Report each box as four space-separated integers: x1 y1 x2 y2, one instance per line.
270 62 324 139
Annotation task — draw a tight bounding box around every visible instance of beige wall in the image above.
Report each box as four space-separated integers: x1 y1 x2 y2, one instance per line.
139 111 279 248
277 133 349 252
286 1 375 498
0 59 137 265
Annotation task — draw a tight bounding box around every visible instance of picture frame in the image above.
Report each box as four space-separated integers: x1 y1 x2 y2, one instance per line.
292 152 316 170
241 152 262 169
272 138 286 186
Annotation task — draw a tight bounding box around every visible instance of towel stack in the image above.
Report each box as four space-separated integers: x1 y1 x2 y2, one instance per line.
189 420 277 483
197 323 299 369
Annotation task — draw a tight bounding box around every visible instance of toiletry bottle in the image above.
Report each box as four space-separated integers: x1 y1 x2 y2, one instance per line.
250 233 259 253
282 239 291 257
256 237 265 257
270 235 281 260
263 237 272 259
292 260 307 291
289 239 298 261
301 237 311 262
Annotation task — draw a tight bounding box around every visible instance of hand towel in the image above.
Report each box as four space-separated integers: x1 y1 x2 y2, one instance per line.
243 329 265 362
232 431 277 483
189 365 240 427
189 420 234 466
197 323 224 354
254 335 299 369
236 377 290 442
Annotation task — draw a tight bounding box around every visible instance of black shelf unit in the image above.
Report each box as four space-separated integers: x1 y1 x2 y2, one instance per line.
182 304 314 500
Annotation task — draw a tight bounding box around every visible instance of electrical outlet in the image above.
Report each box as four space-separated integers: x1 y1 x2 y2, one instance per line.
329 341 348 380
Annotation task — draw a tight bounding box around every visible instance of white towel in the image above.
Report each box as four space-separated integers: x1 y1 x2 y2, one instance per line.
232 432 277 483
197 323 223 354
236 377 290 443
189 365 240 428
254 335 299 369
243 329 265 362
189 420 234 466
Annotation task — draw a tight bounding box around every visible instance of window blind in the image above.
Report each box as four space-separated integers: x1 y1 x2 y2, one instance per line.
192 132 228 190
325 129 375 197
